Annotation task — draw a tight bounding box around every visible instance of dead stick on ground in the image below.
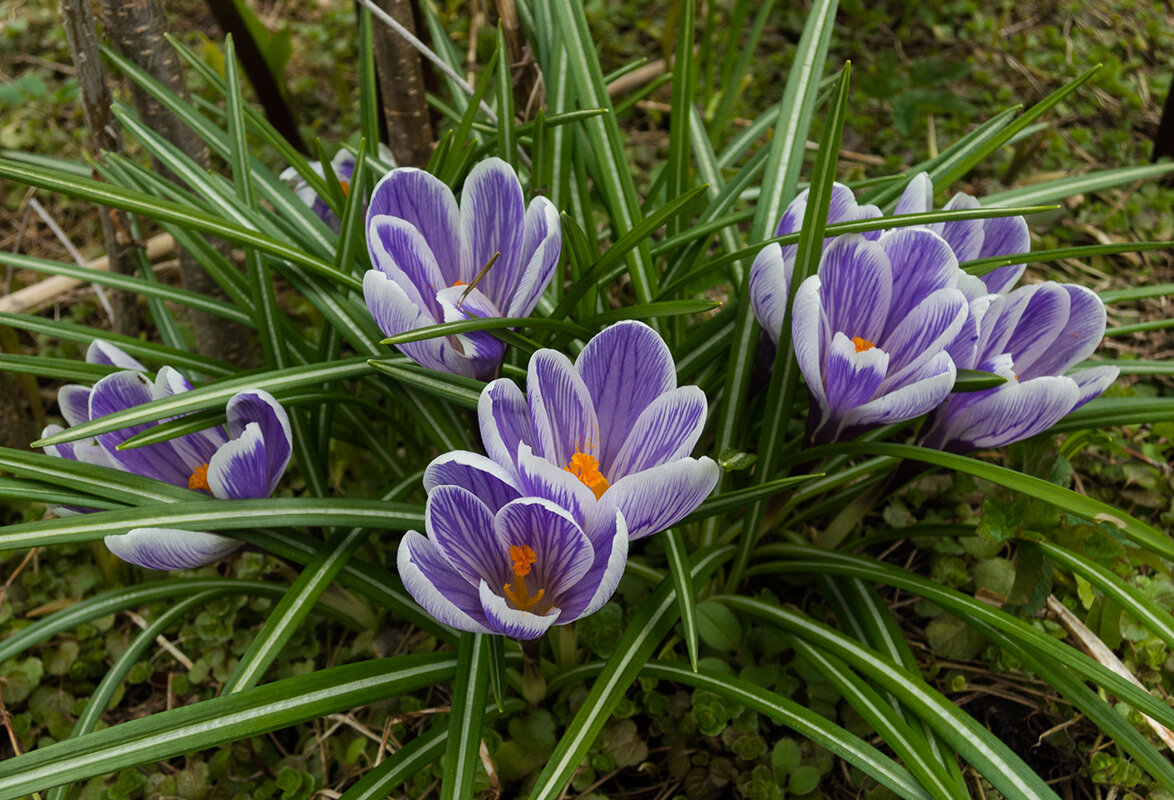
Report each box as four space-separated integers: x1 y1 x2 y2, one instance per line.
1047 595 1174 751
126 608 194 671
0 233 173 316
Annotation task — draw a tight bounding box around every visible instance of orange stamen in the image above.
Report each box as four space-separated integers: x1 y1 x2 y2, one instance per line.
565 451 610 499
451 280 468 287
339 180 350 197
852 336 875 353
188 463 211 492
503 544 545 611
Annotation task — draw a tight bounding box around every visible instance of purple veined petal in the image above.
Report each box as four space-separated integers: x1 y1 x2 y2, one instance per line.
435 284 507 381
527 349 600 467
878 227 960 332
364 270 473 377
974 291 1021 362
461 158 526 308
575 320 676 476
1020 284 1107 379
748 244 789 346
90 371 190 486
424 450 521 513
398 531 493 634
1002 282 1071 376
478 378 537 479
86 340 146 371
840 352 957 434
893 172 934 216
367 215 447 318
879 288 967 390
495 496 594 601
41 424 78 462
206 422 269 500
775 184 884 261
929 375 1080 452
152 366 195 400
978 213 1030 294
516 443 595 526
367 168 463 285
426 485 512 589
479 580 560 639
824 332 889 413
104 528 241 570
816 234 893 345
930 193 984 263
226 390 291 495
150 367 229 471
608 386 707 480
330 149 357 184
506 198 562 318
792 276 828 413
558 507 628 621
57 385 91 427
603 456 720 540
945 294 992 372
1069 365 1119 411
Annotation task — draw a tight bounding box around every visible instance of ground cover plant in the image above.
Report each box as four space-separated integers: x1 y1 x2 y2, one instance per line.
1 1 1174 798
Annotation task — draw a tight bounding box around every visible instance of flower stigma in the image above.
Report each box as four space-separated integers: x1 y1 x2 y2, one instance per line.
503 544 545 612
565 451 610 499
851 336 875 353
188 463 211 493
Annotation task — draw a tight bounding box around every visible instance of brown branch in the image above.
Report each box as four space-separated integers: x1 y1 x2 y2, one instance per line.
370 0 434 167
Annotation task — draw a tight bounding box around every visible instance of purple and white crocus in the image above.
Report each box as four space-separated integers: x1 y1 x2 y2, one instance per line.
423 321 721 542
748 174 1030 341
788 230 969 443
41 341 292 570
398 487 628 639
281 148 358 233
920 282 1118 452
364 157 561 381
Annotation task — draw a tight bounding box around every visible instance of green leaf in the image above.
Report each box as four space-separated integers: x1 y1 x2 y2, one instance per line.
366 360 483 409
983 162 1174 207
442 634 490 800
33 358 376 447
952 369 1008 392
645 661 933 800
0 498 424 551
380 316 591 345
527 546 732 799
679 473 823 525
664 529 698 670
0 653 457 799
695 600 741 652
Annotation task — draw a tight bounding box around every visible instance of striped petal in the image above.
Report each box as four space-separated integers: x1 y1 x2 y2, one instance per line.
603 457 720 540
461 157 526 308
479 377 537 479
104 528 240 571
479 581 559 639
527 349 599 467
575 320 676 475
398 531 492 634
749 244 790 346
367 215 447 318
423 450 520 513
608 386 707 480
226 390 291 495
367 168 464 285
426 485 511 590
507 197 561 318
558 507 628 621
206 422 270 500
86 340 146 371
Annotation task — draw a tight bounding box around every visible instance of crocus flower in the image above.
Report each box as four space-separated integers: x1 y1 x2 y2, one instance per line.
423 321 720 540
919 282 1118 452
281 148 357 233
364 157 561 381
397 487 627 639
790 230 969 443
749 174 1029 343
41 341 292 570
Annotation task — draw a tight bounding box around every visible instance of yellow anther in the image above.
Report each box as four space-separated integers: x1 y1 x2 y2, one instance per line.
565 451 610 499
188 463 211 492
503 545 544 612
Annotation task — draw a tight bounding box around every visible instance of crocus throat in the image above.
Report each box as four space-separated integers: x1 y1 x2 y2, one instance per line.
852 336 875 353
565 451 609 499
188 463 211 493
503 544 545 612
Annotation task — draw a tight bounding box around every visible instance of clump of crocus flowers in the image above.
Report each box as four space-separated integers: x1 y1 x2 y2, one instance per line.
749 173 1117 450
42 341 292 570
